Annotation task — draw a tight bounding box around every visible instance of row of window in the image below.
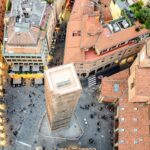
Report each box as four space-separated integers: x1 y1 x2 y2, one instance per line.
13 63 43 66
80 62 114 77
99 33 150 55
6 59 42 62
5 56 41 58
82 45 140 69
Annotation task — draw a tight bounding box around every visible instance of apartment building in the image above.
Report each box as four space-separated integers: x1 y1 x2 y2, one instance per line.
99 40 150 150
44 63 82 130
2 0 56 75
0 0 6 43
64 0 150 78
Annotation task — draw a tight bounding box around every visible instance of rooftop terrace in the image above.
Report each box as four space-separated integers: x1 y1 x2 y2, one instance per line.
11 0 47 27
45 63 82 95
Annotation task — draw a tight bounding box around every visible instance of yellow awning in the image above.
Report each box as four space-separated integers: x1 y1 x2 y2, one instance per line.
0 104 6 110
0 125 4 130
0 140 6 146
47 55 53 61
9 73 44 79
120 58 127 65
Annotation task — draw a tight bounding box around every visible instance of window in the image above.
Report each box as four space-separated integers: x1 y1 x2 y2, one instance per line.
128 49 131 53
81 73 86 77
102 49 107 53
131 82 134 89
89 70 95 76
72 31 81 37
121 42 125 45
105 64 111 68
97 67 103 72
112 45 116 49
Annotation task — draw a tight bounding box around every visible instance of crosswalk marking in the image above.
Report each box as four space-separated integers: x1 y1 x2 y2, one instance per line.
88 75 96 87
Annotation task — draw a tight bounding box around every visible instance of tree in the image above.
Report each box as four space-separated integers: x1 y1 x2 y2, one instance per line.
135 7 150 29
130 0 144 13
44 0 54 4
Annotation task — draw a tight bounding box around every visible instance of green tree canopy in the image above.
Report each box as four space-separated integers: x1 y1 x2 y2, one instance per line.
44 0 54 4
135 7 150 29
130 0 144 13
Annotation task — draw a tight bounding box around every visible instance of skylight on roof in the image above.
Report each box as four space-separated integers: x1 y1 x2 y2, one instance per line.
114 84 119 92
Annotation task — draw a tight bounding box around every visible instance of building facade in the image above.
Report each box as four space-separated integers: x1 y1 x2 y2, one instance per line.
45 63 82 130
64 0 150 78
2 0 57 78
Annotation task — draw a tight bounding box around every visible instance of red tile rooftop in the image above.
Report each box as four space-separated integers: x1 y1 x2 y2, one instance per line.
102 7 113 22
84 41 136 62
100 69 129 102
128 40 150 104
64 0 150 64
100 0 112 6
100 65 150 150
134 67 150 101
95 22 150 54
117 99 150 150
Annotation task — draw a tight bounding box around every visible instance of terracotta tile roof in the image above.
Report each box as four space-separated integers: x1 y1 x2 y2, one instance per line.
100 69 129 102
102 7 113 22
64 0 150 64
134 67 150 101
80 15 102 49
128 40 150 103
84 41 136 61
7 19 40 46
117 98 150 150
100 0 112 6
4 18 46 54
100 65 150 150
65 20 82 48
69 0 94 21
95 22 150 53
